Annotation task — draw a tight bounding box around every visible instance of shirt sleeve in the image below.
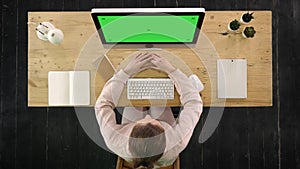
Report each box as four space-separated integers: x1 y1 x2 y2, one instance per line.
95 69 133 158
165 69 203 153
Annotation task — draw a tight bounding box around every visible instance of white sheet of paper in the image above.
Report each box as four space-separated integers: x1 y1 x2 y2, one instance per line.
217 59 247 98
69 71 90 105
48 71 70 105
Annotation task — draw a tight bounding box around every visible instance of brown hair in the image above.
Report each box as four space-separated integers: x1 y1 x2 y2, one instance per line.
129 123 166 169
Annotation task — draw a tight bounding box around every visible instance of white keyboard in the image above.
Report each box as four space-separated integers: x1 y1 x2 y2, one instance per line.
127 78 174 100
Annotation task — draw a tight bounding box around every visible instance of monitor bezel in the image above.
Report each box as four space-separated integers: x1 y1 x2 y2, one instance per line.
91 8 205 46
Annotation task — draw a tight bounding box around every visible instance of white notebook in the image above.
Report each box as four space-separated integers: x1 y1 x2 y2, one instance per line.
48 71 90 106
217 59 247 98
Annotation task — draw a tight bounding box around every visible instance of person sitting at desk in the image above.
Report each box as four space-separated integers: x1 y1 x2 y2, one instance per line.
95 53 203 169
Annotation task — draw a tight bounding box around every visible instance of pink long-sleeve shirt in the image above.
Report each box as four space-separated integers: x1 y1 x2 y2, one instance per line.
95 69 203 168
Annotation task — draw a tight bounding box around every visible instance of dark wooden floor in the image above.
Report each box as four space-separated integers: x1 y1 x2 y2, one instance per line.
1 0 299 169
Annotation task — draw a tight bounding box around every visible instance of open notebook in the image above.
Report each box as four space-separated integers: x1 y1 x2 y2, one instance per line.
48 71 90 106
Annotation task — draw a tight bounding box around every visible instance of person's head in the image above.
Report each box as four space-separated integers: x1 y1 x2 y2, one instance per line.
129 115 166 169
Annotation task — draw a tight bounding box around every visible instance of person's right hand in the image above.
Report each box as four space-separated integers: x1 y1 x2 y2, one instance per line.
123 52 153 76
150 54 176 74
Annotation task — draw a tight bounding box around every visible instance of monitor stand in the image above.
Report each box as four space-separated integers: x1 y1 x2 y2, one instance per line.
138 44 162 51
138 48 162 51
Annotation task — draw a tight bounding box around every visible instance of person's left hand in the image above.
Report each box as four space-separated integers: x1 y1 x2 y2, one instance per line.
123 53 154 76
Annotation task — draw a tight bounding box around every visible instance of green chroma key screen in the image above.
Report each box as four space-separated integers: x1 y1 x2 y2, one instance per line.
97 15 199 43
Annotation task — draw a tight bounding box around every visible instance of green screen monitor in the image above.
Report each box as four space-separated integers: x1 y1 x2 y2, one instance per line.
91 8 205 48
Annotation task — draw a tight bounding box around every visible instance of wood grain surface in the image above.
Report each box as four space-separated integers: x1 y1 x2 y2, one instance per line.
27 11 272 107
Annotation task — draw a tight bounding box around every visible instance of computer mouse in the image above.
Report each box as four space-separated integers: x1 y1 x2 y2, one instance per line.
189 74 204 92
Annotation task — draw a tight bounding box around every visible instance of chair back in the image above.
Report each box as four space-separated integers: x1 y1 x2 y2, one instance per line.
116 156 180 169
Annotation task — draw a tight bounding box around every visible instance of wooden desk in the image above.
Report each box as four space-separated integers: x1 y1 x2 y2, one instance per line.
28 11 272 107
